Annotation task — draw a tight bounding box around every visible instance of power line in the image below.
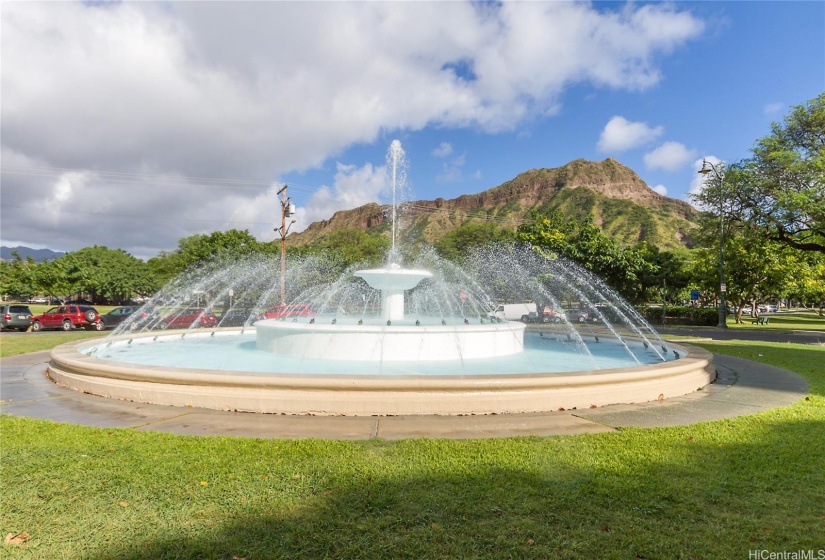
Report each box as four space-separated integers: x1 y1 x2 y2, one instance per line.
1 163 275 187
1 164 536 229
0 164 324 197
0 204 275 227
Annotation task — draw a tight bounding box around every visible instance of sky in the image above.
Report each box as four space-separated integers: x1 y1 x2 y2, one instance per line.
1 1 823 260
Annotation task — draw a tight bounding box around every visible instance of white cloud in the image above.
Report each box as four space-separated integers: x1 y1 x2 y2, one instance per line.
436 154 467 184
597 116 664 152
292 162 388 233
432 142 454 158
651 184 667 196
763 102 785 115
0 1 705 256
643 141 697 171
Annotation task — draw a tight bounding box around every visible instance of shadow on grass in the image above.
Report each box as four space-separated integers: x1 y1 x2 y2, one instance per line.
95 418 825 560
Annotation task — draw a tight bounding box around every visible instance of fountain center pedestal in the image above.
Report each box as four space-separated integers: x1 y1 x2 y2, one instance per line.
255 264 526 362
353 264 432 322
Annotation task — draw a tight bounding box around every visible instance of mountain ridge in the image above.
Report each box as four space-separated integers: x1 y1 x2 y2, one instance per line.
0 246 65 262
289 158 699 252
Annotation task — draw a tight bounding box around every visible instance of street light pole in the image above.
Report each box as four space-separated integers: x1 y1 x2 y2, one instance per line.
698 159 727 329
275 185 296 306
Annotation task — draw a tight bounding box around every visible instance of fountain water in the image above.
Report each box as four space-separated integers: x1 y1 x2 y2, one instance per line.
255 141 527 362
47 141 714 416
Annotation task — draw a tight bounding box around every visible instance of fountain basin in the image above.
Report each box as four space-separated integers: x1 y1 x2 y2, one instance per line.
256 319 525 361
47 330 715 416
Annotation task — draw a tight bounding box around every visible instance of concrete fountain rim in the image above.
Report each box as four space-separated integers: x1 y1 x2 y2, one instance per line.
45 329 715 416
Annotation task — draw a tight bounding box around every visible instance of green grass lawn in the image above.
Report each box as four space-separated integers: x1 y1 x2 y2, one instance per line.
0 331 108 358
1 336 824 558
727 310 825 331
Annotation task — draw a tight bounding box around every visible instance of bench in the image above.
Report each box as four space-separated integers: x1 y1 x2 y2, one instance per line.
751 317 769 325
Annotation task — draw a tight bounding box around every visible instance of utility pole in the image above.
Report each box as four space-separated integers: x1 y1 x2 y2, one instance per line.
275 184 296 305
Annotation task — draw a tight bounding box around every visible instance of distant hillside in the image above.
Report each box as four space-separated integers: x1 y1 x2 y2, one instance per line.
0 246 65 262
288 158 699 252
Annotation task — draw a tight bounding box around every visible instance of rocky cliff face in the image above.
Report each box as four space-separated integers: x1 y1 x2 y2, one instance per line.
289 158 699 251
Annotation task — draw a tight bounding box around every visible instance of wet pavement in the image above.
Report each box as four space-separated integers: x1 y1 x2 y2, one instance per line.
0 338 811 439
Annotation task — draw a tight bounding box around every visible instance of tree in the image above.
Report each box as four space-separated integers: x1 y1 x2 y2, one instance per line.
636 242 691 314
434 223 516 262
517 212 656 303
57 246 158 304
723 94 825 253
31 258 74 302
689 206 805 323
310 229 391 268
147 229 270 283
786 252 825 315
0 254 38 300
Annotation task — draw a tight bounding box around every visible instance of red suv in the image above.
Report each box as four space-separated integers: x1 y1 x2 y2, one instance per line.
159 308 219 329
262 303 315 319
31 305 104 331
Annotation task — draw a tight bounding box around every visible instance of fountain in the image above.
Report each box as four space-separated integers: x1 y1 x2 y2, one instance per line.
47 141 714 416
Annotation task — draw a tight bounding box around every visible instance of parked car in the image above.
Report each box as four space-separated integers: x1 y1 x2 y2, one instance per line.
1 304 34 332
263 303 316 320
159 308 218 329
541 306 566 323
100 306 144 329
572 310 599 323
30 305 103 331
218 309 264 327
489 303 538 322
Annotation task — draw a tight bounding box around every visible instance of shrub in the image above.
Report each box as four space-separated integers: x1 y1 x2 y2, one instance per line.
640 305 719 326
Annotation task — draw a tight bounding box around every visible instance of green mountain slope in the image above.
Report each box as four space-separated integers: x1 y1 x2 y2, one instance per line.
288 158 699 252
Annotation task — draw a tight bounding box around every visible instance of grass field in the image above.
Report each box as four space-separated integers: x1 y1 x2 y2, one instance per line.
726 309 825 331
0 331 108 358
1 324 824 558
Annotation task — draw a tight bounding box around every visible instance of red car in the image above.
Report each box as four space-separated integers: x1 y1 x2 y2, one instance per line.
31 305 104 331
159 308 218 329
262 303 316 319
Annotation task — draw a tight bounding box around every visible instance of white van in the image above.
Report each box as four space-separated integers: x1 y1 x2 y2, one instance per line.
490 302 537 322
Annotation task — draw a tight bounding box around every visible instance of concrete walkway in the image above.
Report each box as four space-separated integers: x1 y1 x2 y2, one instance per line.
0 348 810 440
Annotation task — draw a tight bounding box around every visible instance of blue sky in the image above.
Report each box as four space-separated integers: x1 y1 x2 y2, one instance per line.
284 1 824 206
1 1 823 259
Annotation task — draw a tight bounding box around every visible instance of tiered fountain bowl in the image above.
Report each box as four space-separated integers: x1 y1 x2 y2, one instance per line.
256 264 525 362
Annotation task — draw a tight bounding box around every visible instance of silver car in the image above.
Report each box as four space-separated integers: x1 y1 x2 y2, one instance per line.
1 304 33 332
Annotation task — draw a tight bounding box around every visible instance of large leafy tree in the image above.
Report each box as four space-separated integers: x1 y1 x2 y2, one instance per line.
147 229 271 284
517 212 656 303
59 246 158 304
310 229 391 268
31 258 74 302
723 94 825 253
691 155 825 319
786 252 825 315
636 242 691 310
691 232 795 323
0 254 38 300
434 223 516 262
